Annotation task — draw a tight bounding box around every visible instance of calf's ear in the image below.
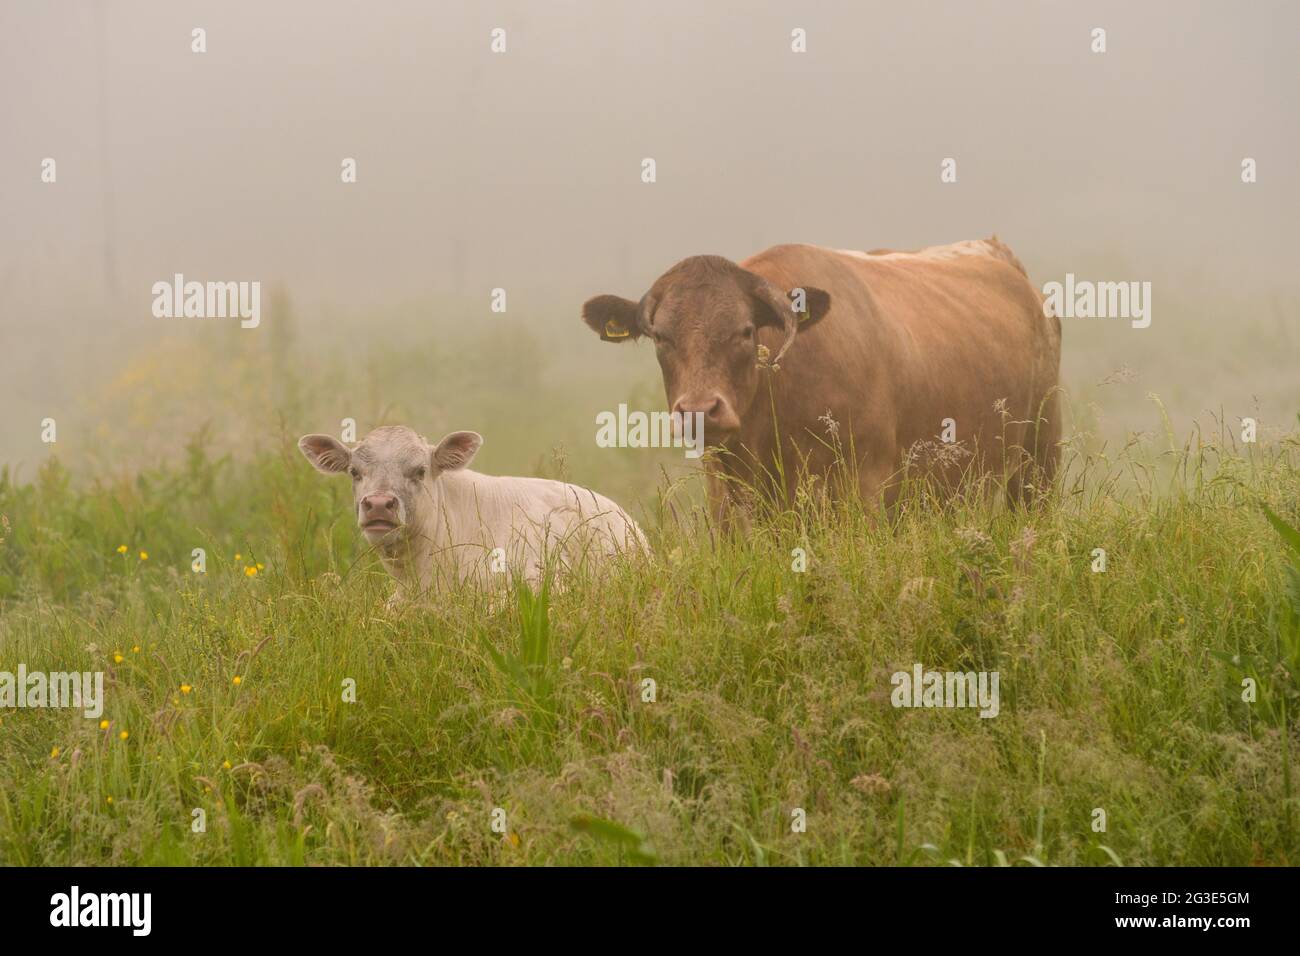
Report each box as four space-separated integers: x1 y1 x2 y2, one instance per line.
298 434 352 474
431 431 483 471
582 294 646 342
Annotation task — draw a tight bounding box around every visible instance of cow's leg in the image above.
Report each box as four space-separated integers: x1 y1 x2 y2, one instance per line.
847 428 900 514
704 470 752 534
850 442 899 515
1037 389 1062 487
1007 389 1061 506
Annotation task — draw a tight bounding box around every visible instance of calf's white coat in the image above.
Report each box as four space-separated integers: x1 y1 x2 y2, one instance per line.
298 425 647 602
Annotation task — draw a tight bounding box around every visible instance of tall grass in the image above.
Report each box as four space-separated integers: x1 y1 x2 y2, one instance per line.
0 408 1296 866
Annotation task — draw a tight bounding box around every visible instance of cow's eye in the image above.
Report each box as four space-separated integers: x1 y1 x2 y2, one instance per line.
349 467 361 481
409 466 427 482
740 326 755 341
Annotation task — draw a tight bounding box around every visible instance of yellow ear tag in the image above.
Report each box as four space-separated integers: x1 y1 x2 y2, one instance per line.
604 319 630 339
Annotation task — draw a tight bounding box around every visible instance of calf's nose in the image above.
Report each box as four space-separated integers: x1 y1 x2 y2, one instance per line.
361 494 399 518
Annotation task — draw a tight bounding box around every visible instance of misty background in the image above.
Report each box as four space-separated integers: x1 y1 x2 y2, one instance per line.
1 0 1296 502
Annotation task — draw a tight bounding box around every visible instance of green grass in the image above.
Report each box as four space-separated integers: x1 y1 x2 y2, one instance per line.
0 415 1297 866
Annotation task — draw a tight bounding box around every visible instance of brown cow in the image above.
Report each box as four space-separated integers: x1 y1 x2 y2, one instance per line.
581 238 1061 514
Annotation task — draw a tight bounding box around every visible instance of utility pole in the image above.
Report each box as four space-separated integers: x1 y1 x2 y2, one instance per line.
93 1 119 299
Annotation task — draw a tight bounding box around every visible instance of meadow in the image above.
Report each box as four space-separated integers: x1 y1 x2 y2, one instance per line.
0 308 1297 866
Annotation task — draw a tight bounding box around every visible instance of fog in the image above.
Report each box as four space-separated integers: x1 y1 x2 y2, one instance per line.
2 0 1296 478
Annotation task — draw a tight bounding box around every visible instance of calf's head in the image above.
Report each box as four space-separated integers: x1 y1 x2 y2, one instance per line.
581 255 830 439
298 425 483 544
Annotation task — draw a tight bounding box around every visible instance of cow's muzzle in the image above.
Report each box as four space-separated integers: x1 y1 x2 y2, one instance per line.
672 394 740 435
359 493 403 538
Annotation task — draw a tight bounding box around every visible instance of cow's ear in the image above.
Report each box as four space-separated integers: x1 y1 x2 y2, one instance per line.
582 294 645 342
298 434 352 474
750 280 833 366
431 431 483 471
792 286 832 329
752 284 832 333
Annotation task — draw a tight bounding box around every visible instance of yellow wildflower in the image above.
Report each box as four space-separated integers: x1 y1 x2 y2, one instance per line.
99 720 109 730
138 551 148 561
119 730 129 741
232 675 242 686
180 684 192 695
116 544 128 554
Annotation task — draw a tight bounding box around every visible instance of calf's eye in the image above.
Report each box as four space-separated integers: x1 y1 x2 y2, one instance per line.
410 466 427 481
349 468 361 481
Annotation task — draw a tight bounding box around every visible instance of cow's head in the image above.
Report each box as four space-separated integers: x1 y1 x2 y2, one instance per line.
298 425 482 544
581 256 830 438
